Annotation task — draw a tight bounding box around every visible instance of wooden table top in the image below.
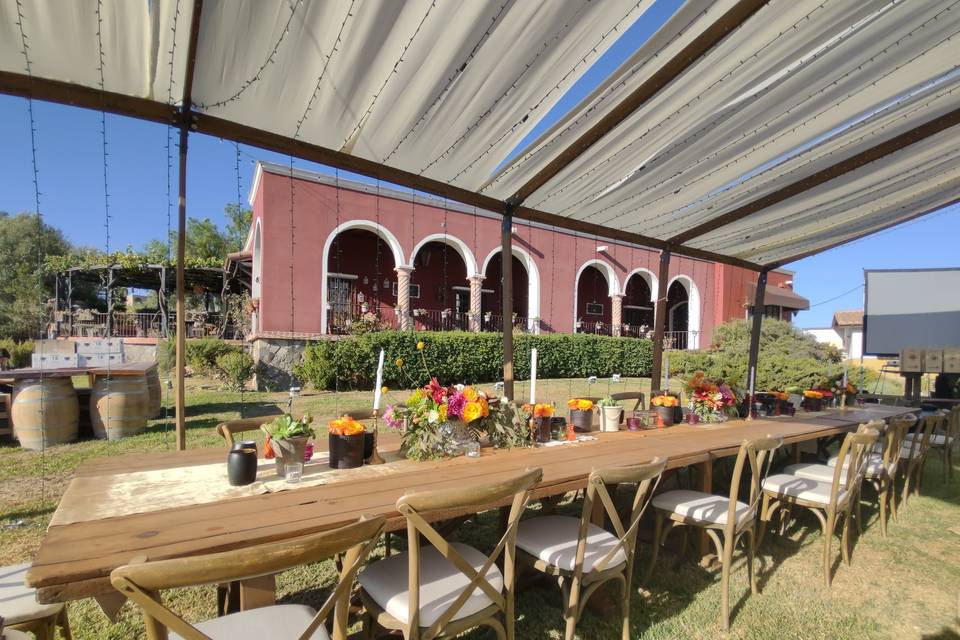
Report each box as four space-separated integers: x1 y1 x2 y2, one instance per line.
26 404 914 604
2 361 157 381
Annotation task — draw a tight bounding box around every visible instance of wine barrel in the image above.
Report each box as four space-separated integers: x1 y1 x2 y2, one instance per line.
91 376 148 440
12 378 79 450
145 368 162 418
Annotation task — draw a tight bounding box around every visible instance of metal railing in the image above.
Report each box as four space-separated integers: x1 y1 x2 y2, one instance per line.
664 330 699 350
53 311 228 339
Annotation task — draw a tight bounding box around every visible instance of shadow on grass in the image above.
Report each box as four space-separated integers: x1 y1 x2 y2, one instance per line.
922 629 960 640
185 401 283 420
2 503 55 520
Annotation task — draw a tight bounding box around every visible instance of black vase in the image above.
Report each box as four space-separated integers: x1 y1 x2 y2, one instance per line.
533 417 552 443
329 433 365 469
227 447 258 486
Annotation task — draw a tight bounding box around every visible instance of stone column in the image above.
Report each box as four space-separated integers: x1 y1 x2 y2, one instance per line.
468 274 484 332
611 293 624 337
395 265 414 330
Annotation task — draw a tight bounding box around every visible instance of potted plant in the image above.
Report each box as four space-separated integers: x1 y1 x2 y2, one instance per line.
597 396 622 432
651 394 678 427
566 398 595 432
261 412 314 477
328 416 366 469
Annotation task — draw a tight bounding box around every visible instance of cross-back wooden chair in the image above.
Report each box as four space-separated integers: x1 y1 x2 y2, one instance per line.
608 391 646 412
358 468 542 640
515 457 666 640
649 436 782 630
111 515 386 640
216 417 271 448
760 426 879 587
906 406 958 482
865 417 911 536
899 413 942 504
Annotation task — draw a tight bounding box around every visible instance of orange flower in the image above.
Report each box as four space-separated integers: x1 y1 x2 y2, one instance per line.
329 416 365 435
462 401 483 423
534 403 554 418
567 399 578 409
479 397 490 418
522 403 533 414
576 399 594 411
463 386 479 402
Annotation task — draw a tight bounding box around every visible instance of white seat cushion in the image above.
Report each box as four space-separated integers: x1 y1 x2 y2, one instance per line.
516 515 625 574
170 604 330 640
0 563 63 625
170 604 329 640
762 474 847 506
905 433 953 447
358 542 503 628
651 490 752 526
899 445 926 460
785 463 847 485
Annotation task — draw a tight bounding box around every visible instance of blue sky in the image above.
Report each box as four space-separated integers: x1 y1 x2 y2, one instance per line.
0 0 956 329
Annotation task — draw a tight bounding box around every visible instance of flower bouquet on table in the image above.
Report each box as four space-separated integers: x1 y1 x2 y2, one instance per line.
261 412 314 477
833 380 858 406
770 390 793 416
801 389 825 412
684 371 738 424
651 394 679 427
566 398 595 432
521 403 556 443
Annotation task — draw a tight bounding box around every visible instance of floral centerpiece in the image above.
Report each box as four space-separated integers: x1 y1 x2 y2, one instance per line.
262 412 314 477
567 398 595 432
801 389 825 412
651 394 679 426
327 415 366 469
684 372 738 423
521 403 556 442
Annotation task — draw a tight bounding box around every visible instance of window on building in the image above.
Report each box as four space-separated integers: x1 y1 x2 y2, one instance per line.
747 305 786 320
585 302 604 316
392 282 421 299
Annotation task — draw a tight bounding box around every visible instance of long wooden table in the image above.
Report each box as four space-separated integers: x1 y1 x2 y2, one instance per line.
25 405 914 607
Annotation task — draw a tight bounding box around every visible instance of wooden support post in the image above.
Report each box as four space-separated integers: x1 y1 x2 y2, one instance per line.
745 270 768 420
650 250 672 391
66 271 73 337
501 210 514 401
175 124 188 451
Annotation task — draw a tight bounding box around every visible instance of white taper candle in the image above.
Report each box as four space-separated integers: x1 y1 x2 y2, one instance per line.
373 349 385 410
529 348 538 404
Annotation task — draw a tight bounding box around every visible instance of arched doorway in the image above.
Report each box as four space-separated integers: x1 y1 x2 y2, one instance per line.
575 264 614 334
410 240 470 330
623 272 654 337
666 276 701 349
482 252 528 332
325 228 398 334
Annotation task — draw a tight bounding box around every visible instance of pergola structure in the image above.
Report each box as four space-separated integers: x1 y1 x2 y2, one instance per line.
2 0 957 449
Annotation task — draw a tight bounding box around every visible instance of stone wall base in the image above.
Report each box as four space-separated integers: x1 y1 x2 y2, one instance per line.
252 337 309 391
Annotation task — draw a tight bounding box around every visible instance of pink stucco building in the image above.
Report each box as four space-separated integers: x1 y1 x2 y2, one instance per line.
232 162 808 387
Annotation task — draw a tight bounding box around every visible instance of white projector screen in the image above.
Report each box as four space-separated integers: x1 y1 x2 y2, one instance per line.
864 268 960 356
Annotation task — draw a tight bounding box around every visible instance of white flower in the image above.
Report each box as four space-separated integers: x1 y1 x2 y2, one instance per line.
427 410 440 424
501 396 509 404
455 384 465 392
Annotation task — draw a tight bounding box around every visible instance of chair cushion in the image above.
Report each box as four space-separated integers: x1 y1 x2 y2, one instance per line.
651 490 751 526
762 474 847 505
358 542 503 628
905 433 953 447
516 515 625 574
899 445 926 460
784 463 846 485
0 563 63 625
170 604 329 640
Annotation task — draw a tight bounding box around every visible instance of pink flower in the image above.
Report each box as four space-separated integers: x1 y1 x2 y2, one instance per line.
383 405 402 430
446 392 466 419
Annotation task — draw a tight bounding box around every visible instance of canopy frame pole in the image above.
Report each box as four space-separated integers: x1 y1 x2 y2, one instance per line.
745 269 768 420
649 250 672 392
501 208 514 401
174 0 204 451
105 266 114 337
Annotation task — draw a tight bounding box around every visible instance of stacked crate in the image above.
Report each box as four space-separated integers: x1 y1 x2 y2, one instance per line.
30 340 79 370
76 339 124 367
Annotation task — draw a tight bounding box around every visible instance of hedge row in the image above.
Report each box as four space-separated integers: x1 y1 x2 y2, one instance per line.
294 331 654 391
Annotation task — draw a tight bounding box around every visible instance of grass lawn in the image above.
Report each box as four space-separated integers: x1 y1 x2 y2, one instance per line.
1 376 957 639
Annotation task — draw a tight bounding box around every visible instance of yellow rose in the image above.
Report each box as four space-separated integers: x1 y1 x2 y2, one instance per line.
462 401 483 423
577 399 593 411
438 404 448 422
463 386 478 402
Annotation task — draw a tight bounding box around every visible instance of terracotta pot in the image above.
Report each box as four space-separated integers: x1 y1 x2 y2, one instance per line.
273 436 309 477
569 409 594 432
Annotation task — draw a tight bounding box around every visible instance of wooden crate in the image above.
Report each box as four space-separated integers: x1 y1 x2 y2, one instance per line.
900 348 924 373
924 350 943 373
943 348 960 374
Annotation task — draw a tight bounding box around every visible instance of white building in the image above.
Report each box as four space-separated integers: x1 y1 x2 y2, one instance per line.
805 310 873 360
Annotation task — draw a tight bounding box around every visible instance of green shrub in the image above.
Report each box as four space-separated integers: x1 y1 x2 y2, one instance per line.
0 338 34 368
294 331 654 391
186 338 242 376
214 350 256 391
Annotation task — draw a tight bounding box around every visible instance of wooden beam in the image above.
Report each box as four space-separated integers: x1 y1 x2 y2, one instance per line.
0 71 177 126
763 196 960 269
745 269 768 420
174 0 205 452
649 250 672 391
501 211 515 401
670 107 960 245
507 0 768 204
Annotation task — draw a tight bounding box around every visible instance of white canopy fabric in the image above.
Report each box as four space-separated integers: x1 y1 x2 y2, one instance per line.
1 0 957 268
